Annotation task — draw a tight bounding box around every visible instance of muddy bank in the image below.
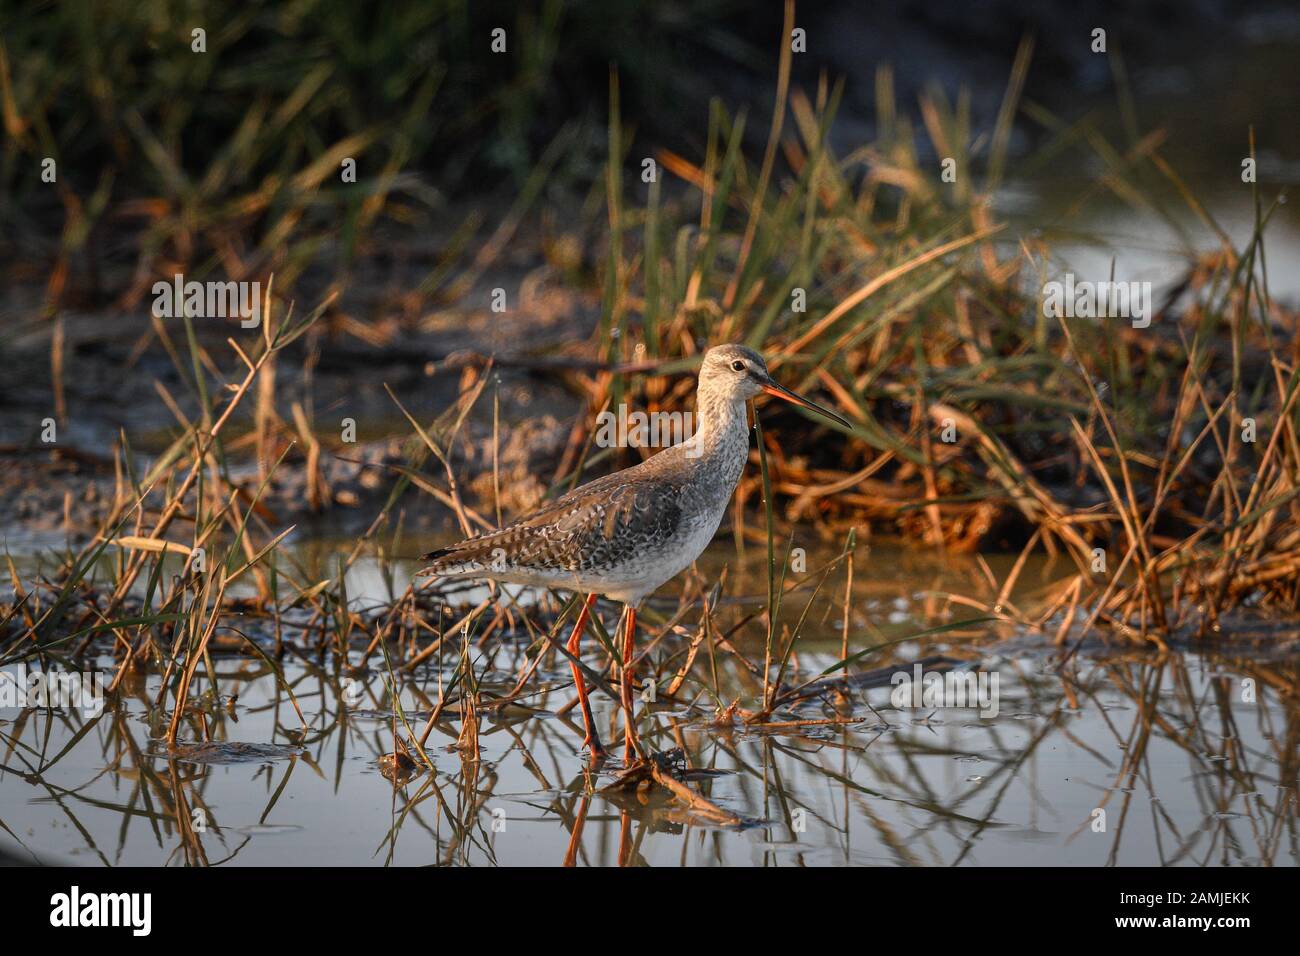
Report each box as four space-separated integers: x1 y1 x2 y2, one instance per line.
1 416 574 553
0 238 608 548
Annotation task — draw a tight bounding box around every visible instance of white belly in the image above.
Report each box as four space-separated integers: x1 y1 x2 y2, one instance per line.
590 506 726 605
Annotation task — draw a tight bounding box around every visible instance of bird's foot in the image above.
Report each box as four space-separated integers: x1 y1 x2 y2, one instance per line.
623 733 645 767
581 735 607 762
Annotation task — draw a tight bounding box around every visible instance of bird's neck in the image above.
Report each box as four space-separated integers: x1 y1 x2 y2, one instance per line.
690 381 750 479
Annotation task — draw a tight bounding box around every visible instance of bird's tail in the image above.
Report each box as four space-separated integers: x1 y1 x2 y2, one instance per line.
416 535 510 578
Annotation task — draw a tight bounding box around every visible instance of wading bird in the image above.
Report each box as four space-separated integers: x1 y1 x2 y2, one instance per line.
417 344 850 763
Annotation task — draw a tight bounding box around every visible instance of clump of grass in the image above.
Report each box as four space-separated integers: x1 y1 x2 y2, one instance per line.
0 288 341 740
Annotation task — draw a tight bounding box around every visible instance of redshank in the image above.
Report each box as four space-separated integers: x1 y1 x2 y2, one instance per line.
417 344 851 762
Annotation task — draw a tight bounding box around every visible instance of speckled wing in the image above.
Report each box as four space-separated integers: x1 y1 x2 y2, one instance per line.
417 469 684 579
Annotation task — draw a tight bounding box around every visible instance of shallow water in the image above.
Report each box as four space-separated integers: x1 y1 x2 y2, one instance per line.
2 541 1296 867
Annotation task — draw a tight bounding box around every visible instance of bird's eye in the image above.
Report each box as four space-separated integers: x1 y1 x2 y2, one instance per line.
731 360 746 372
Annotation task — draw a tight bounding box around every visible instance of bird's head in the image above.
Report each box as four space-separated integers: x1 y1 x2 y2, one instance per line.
700 344 851 428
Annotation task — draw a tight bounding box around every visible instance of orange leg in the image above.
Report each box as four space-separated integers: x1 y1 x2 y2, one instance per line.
621 604 644 763
566 593 604 757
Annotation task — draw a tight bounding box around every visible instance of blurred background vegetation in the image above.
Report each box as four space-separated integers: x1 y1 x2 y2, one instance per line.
5 0 1298 309
0 0 778 301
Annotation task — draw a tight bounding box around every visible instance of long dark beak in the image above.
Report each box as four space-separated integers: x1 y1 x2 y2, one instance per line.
759 378 854 429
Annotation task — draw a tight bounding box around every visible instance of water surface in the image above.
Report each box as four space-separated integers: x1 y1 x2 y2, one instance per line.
3 542 1296 866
